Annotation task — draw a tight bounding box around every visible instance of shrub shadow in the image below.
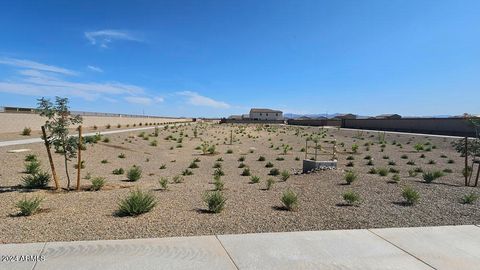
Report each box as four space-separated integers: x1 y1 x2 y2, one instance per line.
271 205 289 211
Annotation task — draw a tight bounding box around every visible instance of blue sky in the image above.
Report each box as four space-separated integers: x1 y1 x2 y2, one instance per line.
0 0 479 117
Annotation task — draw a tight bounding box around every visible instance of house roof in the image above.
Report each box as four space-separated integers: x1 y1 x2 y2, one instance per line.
250 108 283 113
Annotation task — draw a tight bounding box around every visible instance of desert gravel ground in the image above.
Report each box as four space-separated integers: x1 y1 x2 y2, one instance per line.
0 123 478 244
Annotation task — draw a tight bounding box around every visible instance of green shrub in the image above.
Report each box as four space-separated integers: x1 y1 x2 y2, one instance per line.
150 140 158 146
182 169 194 176
24 154 37 162
159 177 168 190
16 197 43 216
24 160 41 174
391 174 400 183
351 144 359 153
21 127 32 136
117 190 156 216
377 167 388 176
407 160 416 165
103 137 110 143
280 170 290 181
281 189 298 211
346 155 354 160
344 170 357 184
269 168 280 176
126 166 142 181
258 156 266 161
402 186 420 205
173 175 184 183
238 162 246 168
238 156 245 162
241 168 251 176
461 193 478 204
189 161 199 169
118 153 126 159
408 170 418 177
423 171 444 183
388 160 396 166
368 168 377 174
213 176 225 190
250 175 260 183
214 168 225 177
266 178 275 190
91 177 106 191
159 164 167 170
226 149 233 154
346 161 354 167
343 191 360 205
204 191 226 213
265 161 274 168
22 171 50 188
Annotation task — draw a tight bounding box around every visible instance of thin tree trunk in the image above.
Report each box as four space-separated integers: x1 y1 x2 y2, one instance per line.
63 143 71 190
41 126 60 190
465 137 469 186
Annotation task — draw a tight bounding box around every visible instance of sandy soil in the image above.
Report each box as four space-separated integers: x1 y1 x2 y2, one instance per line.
0 123 478 244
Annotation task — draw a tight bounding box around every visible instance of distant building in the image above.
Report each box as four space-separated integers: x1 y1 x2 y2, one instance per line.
334 113 357 120
228 115 243 120
376 114 402 119
249 108 283 121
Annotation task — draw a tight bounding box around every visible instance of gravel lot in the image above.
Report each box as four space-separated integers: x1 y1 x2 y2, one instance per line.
0 123 478 244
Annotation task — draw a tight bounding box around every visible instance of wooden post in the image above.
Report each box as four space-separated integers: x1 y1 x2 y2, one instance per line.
465 137 469 186
76 125 82 191
230 130 233 145
305 139 308 160
332 139 337 161
42 126 60 190
315 141 318 161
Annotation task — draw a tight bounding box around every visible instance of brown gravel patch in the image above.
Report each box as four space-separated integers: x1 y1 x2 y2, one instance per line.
0 123 478 244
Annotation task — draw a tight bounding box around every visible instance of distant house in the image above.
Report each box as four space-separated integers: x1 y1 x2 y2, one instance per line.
376 114 402 119
249 108 283 121
334 113 357 120
228 115 243 120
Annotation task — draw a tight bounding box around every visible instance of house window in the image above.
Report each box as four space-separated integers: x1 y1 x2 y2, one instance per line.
260 113 262 116
266 113 269 116
276 113 278 116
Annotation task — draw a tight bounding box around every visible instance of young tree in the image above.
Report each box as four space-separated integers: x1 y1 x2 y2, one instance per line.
37 97 83 190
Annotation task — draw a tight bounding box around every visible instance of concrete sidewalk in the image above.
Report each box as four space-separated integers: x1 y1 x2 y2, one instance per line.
1 225 479 270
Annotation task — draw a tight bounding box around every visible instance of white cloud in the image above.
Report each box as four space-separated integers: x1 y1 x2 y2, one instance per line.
85 30 141 48
87 65 103 72
0 57 76 75
124 96 164 106
0 58 147 101
177 91 230 109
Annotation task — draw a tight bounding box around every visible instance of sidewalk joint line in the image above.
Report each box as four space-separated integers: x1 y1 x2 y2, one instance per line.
215 235 240 270
31 242 47 270
367 229 438 270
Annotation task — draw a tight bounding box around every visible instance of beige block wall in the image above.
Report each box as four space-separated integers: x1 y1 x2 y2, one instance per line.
0 113 191 133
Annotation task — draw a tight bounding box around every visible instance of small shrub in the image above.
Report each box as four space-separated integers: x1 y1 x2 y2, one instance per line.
226 149 233 154
269 168 280 176
250 175 260 184
280 170 290 181
258 156 266 161
101 159 108 164
364 155 372 160
22 171 50 188
173 175 184 183
408 170 418 177
346 156 354 160
213 162 222 168
159 164 167 170
422 171 444 183
112 168 124 175
22 127 32 136
344 170 357 184
407 160 416 165
351 144 359 153
368 168 377 174
182 168 194 176
189 161 199 169
266 178 275 190
126 166 142 181
391 174 400 183
24 160 41 174
118 153 126 159
103 137 110 143
402 186 420 205
204 191 226 213
16 197 43 216
401 154 408 159
461 193 478 204
150 140 158 146
443 168 453 173
241 168 251 176
265 161 274 168
388 160 396 166
159 177 168 190
91 177 106 191
213 175 224 190
343 191 360 206
346 161 354 167
24 154 37 162
281 189 298 211
117 189 156 216
428 159 436 165
377 167 388 176
214 168 225 177
389 167 399 173
238 156 245 162
238 162 246 168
